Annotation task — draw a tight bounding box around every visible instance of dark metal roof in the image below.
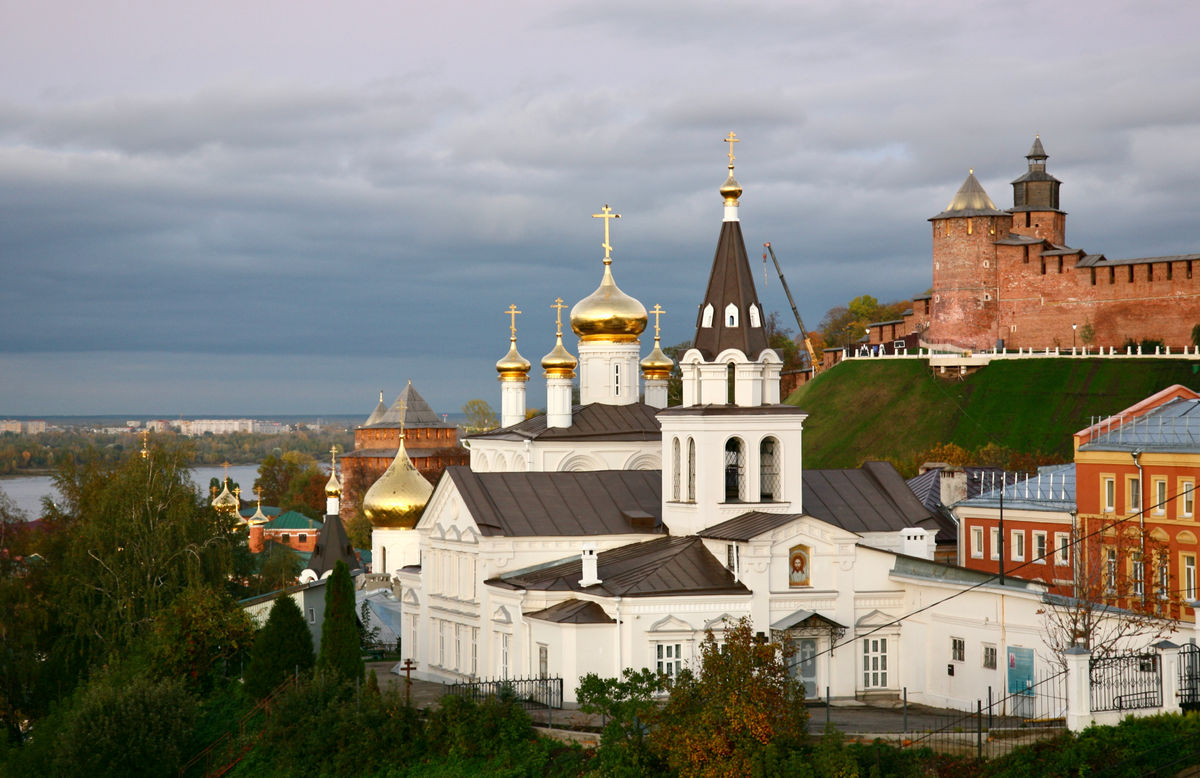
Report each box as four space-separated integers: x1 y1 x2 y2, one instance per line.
491 536 750 598
1040 246 1084 257
445 467 663 537
1076 252 1200 268
526 599 615 624
304 513 360 577
803 461 941 535
691 220 771 361
1078 397 1200 454
698 511 801 541
994 235 1045 246
930 171 1008 220
468 402 662 442
363 382 455 429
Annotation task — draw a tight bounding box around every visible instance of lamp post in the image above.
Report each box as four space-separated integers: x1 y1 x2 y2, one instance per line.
1072 323 1078 351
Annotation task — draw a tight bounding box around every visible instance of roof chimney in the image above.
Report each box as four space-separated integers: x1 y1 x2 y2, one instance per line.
578 542 601 587
900 527 932 560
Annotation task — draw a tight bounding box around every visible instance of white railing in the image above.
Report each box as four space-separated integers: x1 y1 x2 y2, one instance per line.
837 344 1200 368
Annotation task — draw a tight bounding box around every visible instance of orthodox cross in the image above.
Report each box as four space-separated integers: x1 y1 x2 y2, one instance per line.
505 304 522 340
329 445 338 471
551 297 567 336
592 204 620 264
254 485 263 506
724 131 739 167
139 429 149 459
401 658 416 704
650 303 666 340
398 399 408 440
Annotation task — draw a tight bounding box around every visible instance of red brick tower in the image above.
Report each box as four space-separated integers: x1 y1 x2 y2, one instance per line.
1008 135 1065 244
927 171 1010 351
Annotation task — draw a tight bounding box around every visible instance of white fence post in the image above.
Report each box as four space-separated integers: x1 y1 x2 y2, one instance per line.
1064 645 1093 731
1157 640 1183 715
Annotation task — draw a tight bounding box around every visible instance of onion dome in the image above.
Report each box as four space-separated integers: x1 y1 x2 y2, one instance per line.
720 170 742 205
496 304 532 380
640 340 674 380
541 334 577 377
212 480 239 514
569 263 647 342
325 450 341 498
361 437 433 529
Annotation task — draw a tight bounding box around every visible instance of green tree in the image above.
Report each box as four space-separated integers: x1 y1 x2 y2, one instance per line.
244 595 314 698
653 617 808 776
462 399 499 433
150 584 254 692
577 667 669 774
318 560 363 682
254 450 321 510
255 542 303 593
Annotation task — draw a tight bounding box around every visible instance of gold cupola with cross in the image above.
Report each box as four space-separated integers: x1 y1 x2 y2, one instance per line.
541 297 578 378
361 400 433 528
569 204 647 342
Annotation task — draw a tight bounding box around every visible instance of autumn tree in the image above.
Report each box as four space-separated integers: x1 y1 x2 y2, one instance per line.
245 595 314 698
318 560 364 682
652 617 808 776
150 584 254 691
461 399 498 433
255 450 325 516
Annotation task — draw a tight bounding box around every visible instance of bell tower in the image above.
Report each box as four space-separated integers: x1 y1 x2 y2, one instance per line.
1009 134 1065 245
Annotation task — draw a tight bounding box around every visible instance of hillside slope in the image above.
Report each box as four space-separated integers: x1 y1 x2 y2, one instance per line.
785 359 1200 472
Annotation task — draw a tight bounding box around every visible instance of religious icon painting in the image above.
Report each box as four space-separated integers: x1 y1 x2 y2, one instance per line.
788 544 811 588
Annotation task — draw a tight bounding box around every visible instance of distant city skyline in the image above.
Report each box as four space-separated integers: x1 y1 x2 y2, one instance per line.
3 1 1199 414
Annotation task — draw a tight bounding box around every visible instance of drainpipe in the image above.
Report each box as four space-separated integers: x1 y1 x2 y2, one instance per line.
613 597 623 675
1133 450 1145 607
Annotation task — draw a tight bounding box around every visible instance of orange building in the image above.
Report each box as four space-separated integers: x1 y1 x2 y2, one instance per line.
1073 385 1200 621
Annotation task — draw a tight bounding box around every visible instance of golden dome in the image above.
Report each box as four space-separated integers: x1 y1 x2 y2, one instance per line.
496 339 531 380
720 170 742 205
570 263 647 342
325 448 341 497
361 438 433 528
640 338 674 380
212 482 239 514
541 333 577 377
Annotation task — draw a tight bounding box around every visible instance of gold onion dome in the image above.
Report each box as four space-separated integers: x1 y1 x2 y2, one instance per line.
212 482 239 513
325 469 341 498
570 264 647 342
496 339 531 379
361 439 433 529
640 340 674 379
720 171 742 205
541 334 577 376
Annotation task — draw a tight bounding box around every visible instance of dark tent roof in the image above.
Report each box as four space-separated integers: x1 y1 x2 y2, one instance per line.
491 536 749 598
691 220 770 361
467 402 661 442
445 467 662 537
304 513 359 577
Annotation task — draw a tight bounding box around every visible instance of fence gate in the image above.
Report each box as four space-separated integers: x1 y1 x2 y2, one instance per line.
1089 652 1162 712
1180 644 1200 710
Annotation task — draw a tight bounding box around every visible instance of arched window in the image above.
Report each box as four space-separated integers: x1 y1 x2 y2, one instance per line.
724 438 745 502
760 437 780 501
687 438 696 502
614 362 621 396
748 304 761 327
727 363 736 404
701 304 714 327
725 303 739 327
672 437 681 501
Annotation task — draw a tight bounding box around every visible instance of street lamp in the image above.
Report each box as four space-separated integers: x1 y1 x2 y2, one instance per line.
1072 323 1078 350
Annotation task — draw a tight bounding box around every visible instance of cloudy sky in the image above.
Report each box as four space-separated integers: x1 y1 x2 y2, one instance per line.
2 0 1198 417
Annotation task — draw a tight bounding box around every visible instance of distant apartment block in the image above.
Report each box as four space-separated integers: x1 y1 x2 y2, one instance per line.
0 420 47 434
174 419 288 436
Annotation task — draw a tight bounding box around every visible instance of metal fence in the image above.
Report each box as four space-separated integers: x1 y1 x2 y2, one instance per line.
1180 644 1200 710
1089 651 1162 712
446 675 564 712
903 668 1068 760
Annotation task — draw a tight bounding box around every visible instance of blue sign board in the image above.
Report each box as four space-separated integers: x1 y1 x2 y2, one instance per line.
1007 646 1035 695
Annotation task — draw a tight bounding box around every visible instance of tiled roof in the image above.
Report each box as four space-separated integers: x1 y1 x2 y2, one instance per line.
468 402 661 442
526 599 615 624
491 536 749 598
445 467 662 537
265 511 323 530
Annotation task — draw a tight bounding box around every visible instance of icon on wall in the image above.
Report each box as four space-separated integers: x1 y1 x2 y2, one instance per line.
788 544 811 587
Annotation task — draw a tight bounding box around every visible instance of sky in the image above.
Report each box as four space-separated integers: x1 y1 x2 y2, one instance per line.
2 0 1199 417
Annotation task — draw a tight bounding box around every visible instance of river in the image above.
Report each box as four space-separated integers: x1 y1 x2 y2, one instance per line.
1 464 262 520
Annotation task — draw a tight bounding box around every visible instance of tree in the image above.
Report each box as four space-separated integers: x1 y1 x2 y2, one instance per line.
150 584 254 692
244 595 314 698
577 667 669 773
764 312 805 371
652 617 808 776
461 399 498 433
255 542 303 593
318 560 363 682
254 450 323 514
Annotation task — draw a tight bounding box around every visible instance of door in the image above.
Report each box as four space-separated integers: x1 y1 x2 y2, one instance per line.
797 638 818 699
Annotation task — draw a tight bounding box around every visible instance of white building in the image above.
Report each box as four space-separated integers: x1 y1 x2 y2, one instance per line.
378 142 1065 710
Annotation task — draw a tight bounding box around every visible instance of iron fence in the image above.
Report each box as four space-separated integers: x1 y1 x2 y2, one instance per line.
447 675 564 711
902 668 1068 760
1180 643 1200 709
1089 651 1162 712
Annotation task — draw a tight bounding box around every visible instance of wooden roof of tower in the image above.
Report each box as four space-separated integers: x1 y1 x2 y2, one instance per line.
691 219 770 361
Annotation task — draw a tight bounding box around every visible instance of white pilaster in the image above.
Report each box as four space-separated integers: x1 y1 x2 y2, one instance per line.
500 378 527 428
643 378 668 409
545 375 574 428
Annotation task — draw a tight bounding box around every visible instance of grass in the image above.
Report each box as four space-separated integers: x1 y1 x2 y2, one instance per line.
786 358 1200 473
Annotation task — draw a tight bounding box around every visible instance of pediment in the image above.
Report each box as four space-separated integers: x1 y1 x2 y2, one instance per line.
492 605 512 624
703 613 737 632
402 589 420 606
855 609 895 628
648 615 694 633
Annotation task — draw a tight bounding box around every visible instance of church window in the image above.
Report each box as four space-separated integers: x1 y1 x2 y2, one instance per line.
863 638 888 688
726 363 736 404
656 642 683 678
538 644 549 678
614 363 621 396
687 439 696 503
501 633 511 678
725 303 739 327
701 304 714 327
724 438 746 502
726 543 738 573
760 437 780 501
748 305 761 327
308 608 316 624
672 438 681 501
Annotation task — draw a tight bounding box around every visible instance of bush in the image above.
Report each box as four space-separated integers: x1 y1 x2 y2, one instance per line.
244 595 314 698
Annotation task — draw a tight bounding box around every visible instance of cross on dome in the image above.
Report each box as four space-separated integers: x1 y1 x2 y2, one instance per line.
551 297 567 336
725 131 739 167
650 303 666 339
505 304 522 340
592 204 621 265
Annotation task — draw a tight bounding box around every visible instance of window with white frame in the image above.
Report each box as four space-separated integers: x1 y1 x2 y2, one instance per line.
951 637 965 662
1011 530 1025 562
501 633 511 678
990 527 1000 560
438 620 446 666
1154 478 1167 515
1033 531 1047 563
1183 481 1195 518
1129 476 1141 513
1158 557 1170 601
1185 555 1197 600
1055 533 1070 565
1105 548 1117 594
863 637 888 688
1104 477 1116 513
538 644 549 678
724 303 739 327
471 628 478 676
1132 554 1145 598
656 642 683 678
687 439 696 502
971 526 984 558
614 363 621 397
701 304 714 327
672 437 681 501
726 543 738 574
983 644 997 669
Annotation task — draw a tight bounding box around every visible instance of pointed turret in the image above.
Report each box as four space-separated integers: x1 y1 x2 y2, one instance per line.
1011 133 1062 212
692 132 769 362
364 390 388 426
931 169 1006 219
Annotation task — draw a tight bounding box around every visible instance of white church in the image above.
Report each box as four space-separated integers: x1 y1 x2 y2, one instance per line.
365 137 1060 710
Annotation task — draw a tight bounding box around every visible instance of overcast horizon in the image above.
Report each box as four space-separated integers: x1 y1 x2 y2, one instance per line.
3 1 1199 416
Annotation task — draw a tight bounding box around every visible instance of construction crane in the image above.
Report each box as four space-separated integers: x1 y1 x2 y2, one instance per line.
762 242 820 375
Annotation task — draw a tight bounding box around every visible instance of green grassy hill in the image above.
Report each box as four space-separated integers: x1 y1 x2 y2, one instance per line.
785 358 1200 473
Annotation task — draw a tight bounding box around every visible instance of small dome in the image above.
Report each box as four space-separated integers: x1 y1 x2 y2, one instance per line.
570 264 647 342
720 171 742 205
325 470 341 498
212 482 239 514
496 340 531 379
541 334 578 376
361 440 433 528
640 339 674 379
